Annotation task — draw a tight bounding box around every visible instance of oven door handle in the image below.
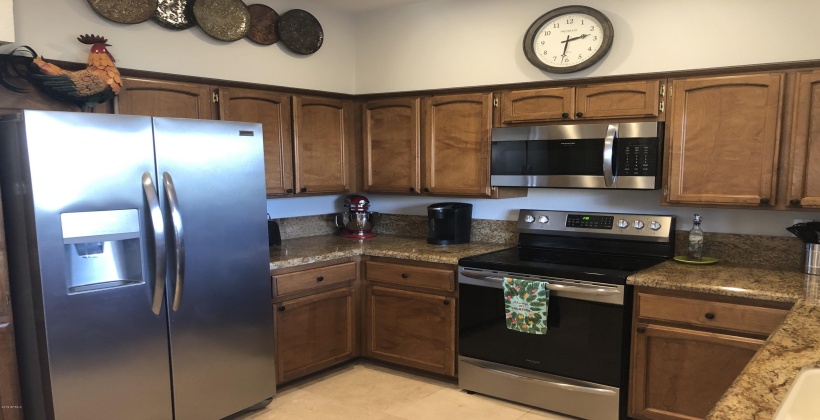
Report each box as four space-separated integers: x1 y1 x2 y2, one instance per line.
459 271 621 295
603 123 617 188
461 359 617 396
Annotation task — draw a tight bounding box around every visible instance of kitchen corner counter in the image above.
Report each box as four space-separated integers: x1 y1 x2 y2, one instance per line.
628 260 820 420
269 234 511 270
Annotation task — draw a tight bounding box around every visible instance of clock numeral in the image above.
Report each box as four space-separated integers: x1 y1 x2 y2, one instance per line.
578 54 583 59
587 47 592 51
593 36 598 41
552 56 558 62
553 23 560 28
589 25 596 31
543 50 549 56
565 18 574 24
541 31 551 36
540 41 546 46
564 57 570 63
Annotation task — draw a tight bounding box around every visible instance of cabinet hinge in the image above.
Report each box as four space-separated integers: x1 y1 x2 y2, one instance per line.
659 85 666 97
212 92 219 103
663 185 669 197
659 101 665 113
493 98 499 107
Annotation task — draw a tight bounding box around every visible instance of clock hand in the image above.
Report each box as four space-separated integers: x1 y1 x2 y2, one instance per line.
560 35 570 59
561 34 590 44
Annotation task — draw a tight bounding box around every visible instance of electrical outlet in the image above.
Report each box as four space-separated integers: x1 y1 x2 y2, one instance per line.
794 219 814 225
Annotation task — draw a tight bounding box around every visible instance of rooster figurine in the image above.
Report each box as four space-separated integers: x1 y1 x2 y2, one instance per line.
0 34 122 109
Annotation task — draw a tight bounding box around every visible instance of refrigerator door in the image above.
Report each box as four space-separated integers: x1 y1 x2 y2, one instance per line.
152 118 275 419
0 111 173 419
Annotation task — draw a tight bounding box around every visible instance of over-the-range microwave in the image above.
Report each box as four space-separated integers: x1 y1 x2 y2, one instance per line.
491 122 664 190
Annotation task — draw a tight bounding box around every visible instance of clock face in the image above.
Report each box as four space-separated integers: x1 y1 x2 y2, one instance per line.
524 6 614 74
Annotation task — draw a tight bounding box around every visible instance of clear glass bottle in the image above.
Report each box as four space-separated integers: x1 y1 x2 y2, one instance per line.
687 214 704 261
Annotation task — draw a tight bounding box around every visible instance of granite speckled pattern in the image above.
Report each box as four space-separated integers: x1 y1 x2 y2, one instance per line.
269 234 511 269
674 231 804 271
630 262 820 419
627 260 807 302
707 300 820 420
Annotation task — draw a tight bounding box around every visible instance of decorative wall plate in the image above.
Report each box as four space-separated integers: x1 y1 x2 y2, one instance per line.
88 0 158 24
193 0 250 42
277 9 323 55
153 0 196 30
246 4 280 45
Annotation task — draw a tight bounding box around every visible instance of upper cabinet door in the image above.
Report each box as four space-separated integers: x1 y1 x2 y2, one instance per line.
217 88 294 196
500 87 573 124
423 92 493 197
116 78 213 119
666 73 784 206
787 70 820 208
575 80 662 120
362 98 421 194
292 95 352 195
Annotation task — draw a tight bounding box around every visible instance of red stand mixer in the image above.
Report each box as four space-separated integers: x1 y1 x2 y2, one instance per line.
337 195 377 239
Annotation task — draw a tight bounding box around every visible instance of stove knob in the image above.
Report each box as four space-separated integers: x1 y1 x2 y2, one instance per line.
537 215 549 224
617 219 629 229
524 215 535 223
633 220 645 230
649 221 662 231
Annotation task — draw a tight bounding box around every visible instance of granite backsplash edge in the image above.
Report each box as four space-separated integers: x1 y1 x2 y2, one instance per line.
273 213 805 270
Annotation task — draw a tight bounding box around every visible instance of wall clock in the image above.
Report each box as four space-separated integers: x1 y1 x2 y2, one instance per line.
523 5 614 74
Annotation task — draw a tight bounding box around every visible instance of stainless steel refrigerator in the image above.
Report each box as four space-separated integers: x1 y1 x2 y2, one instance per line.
0 110 276 419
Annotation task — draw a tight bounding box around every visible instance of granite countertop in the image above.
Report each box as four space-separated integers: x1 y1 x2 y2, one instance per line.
628 261 820 420
269 234 512 270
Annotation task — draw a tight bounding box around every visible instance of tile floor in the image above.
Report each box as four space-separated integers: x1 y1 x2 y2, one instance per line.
233 361 572 420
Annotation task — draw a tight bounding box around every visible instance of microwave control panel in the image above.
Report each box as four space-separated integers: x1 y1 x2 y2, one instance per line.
616 138 658 176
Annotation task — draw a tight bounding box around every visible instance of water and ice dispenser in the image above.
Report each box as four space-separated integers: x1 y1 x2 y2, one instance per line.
60 209 143 293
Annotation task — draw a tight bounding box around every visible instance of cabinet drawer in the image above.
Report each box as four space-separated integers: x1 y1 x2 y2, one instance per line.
636 293 788 336
273 262 356 296
365 261 454 292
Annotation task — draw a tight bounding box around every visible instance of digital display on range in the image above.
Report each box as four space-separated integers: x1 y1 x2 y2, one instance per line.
566 214 614 229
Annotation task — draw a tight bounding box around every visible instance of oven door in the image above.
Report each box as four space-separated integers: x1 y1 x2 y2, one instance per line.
457 267 630 388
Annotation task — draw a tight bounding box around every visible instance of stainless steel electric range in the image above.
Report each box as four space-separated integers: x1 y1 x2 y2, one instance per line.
457 209 675 420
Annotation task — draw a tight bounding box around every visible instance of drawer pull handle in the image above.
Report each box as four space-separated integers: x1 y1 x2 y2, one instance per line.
443 300 450 305
636 327 646 333
401 273 409 279
278 306 286 312
317 276 324 282
705 312 715 320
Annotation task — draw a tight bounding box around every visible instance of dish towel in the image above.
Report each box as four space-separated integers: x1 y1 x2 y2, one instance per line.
503 277 549 335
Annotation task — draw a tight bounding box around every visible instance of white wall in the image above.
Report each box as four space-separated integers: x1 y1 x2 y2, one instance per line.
11 0 357 93
354 0 820 93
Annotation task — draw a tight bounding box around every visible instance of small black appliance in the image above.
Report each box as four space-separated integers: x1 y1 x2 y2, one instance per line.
427 202 472 245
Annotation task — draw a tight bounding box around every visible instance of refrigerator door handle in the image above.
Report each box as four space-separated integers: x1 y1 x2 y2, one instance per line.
163 172 186 312
142 172 166 315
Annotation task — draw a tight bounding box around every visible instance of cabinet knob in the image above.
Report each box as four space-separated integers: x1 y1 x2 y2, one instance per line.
300 187 307 193
575 112 584 118
636 327 646 333
760 197 770 205
401 273 409 279
423 187 430 192
316 276 324 282
443 299 450 305
790 199 801 206
409 187 415 192
705 312 715 320
286 188 294 193
278 305 286 312
561 112 569 119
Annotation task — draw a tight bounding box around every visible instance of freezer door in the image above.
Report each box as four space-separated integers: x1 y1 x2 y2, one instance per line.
5 111 173 419
153 118 275 419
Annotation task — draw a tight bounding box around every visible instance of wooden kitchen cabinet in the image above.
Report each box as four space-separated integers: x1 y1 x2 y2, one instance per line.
499 80 664 124
0 190 21 420
116 77 214 119
363 260 457 377
272 261 358 385
787 69 820 208
216 88 294 196
423 92 493 197
665 73 784 207
629 289 789 420
362 97 422 194
292 95 354 195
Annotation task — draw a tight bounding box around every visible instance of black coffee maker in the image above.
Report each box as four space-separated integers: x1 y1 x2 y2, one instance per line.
427 203 472 245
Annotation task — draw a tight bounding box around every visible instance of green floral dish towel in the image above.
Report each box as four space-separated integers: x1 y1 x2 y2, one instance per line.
504 277 549 335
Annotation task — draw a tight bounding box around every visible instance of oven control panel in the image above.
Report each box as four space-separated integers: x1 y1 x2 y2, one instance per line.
517 209 674 240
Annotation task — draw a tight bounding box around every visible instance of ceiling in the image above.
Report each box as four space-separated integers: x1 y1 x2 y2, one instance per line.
308 0 435 14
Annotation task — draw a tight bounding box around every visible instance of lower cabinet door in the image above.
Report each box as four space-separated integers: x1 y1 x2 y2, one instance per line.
629 323 764 420
274 286 356 384
365 285 456 376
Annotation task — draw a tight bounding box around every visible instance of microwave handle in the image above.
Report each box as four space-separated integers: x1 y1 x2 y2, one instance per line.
603 124 617 187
